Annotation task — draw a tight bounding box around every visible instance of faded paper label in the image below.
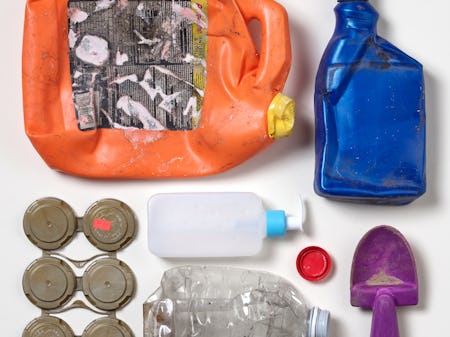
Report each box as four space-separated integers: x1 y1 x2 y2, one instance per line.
68 0 208 131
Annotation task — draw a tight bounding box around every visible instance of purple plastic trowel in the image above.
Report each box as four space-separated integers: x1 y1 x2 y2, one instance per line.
351 226 418 337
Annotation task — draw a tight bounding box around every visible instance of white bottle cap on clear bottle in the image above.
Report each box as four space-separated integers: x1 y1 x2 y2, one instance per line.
307 306 330 337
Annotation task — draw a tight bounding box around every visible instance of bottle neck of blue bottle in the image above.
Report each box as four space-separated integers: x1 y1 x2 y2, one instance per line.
334 1 378 34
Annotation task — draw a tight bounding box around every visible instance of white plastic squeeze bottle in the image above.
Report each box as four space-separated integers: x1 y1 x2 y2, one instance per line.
147 192 303 257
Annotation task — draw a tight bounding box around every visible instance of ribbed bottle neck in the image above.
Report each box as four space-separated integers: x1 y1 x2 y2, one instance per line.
307 307 330 337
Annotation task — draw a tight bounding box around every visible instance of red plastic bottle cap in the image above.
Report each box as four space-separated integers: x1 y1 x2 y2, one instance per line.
296 246 332 281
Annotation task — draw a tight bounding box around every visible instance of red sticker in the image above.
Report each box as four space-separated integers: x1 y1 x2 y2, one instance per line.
93 218 112 231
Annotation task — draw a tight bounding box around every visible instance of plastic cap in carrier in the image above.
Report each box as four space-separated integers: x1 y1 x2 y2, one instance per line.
83 318 134 337
22 257 76 310
83 199 136 252
23 317 74 337
23 197 77 250
82 258 135 311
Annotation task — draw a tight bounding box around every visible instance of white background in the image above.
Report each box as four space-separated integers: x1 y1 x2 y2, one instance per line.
1 0 449 336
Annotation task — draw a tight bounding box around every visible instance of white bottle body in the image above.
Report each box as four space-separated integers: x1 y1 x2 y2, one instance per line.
147 192 266 257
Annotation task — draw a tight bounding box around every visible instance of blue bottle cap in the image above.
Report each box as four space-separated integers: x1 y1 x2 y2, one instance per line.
266 210 287 237
266 209 303 238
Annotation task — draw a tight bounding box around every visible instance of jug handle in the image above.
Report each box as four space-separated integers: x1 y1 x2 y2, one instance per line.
236 0 292 91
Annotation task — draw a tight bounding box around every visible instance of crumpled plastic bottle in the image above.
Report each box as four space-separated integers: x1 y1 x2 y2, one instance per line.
314 0 426 205
22 0 295 178
144 266 330 337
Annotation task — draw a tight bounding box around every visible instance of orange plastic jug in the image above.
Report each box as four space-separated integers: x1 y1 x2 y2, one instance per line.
22 0 294 178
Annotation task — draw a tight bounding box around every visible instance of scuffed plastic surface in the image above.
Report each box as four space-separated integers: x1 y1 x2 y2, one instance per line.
351 226 418 337
314 1 426 204
22 0 292 178
144 266 309 337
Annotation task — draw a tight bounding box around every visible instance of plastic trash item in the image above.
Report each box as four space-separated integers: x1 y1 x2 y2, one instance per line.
23 256 76 310
314 0 426 205
296 246 332 282
147 192 303 257
23 197 136 252
23 316 75 337
82 257 135 311
23 256 135 311
22 0 294 178
23 309 134 337
22 198 136 337
144 265 330 337
351 226 418 337
22 254 136 336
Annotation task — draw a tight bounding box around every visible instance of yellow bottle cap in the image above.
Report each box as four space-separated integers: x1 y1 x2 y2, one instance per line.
267 93 296 139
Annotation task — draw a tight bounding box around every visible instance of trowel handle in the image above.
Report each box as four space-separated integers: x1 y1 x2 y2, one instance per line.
370 292 400 337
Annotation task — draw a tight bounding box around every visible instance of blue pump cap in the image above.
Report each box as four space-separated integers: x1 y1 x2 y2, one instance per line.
266 210 287 237
266 207 303 238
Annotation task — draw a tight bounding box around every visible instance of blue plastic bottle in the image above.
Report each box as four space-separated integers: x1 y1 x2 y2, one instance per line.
314 0 426 205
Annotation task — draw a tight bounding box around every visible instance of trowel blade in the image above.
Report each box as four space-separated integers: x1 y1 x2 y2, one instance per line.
351 225 418 308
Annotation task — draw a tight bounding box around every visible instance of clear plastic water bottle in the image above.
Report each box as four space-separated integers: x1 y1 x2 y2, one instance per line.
144 265 330 337
147 192 303 257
